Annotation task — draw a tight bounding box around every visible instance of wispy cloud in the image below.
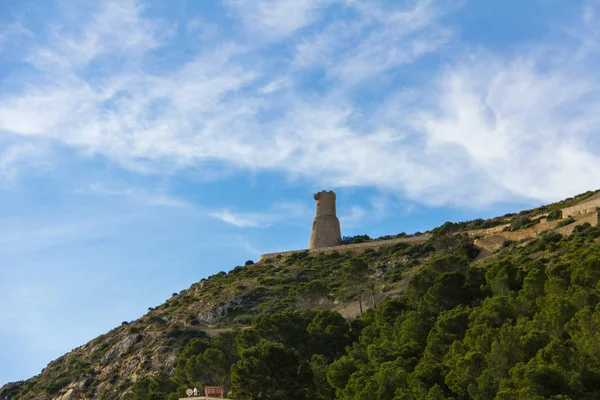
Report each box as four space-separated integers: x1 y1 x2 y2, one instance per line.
413 49 600 204
0 140 52 182
210 203 311 228
1 0 600 208
225 0 334 40
340 196 390 228
25 0 159 70
0 21 33 53
293 0 454 84
0 214 129 253
82 183 192 208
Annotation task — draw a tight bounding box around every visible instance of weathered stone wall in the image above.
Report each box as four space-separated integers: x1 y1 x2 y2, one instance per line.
469 213 598 244
468 224 509 237
309 190 342 249
532 218 560 234
468 221 549 242
259 196 600 263
554 212 599 236
501 228 540 242
476 213 600 244
259 210 600 262
258 250 304 261
562 197 600 218
474 234 509 252
469 218 563 238
259 234 431 262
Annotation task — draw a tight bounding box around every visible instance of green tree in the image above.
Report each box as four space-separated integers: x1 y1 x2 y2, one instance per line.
306 310 350 360
251 312 312 356
327 356 358 393
419 272 467 314
124 372 177 400
231 340 306 400
308 354 335 400
174 332 238 391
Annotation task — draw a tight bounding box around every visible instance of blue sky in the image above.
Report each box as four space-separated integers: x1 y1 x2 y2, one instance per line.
1 0 600 385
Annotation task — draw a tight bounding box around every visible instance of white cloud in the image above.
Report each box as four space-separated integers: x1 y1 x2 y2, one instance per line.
0 141 52 182
340 206 368 228
1 0 600 209
82 184 192 208
26 0 159 70
210 203 311 228
415 50 600 203
292 0 454 84
340 196 389 228
0 21 33 53
209 210 262 228
259 77 290 94
225 0 334 40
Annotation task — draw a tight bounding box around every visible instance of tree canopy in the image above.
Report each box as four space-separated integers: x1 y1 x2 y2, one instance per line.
121 224 600 400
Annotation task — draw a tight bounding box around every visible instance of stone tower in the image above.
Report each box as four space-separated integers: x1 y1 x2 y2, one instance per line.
309 190 342 249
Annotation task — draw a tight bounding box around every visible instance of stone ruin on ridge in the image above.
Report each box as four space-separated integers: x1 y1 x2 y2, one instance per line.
309 190 342 249
258 189 600 262
259 190 430 261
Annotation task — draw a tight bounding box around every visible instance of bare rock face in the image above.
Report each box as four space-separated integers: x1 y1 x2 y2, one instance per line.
309 190 342 249
199 297 243 324
55 388 75 400
101 334 140 364
54 385 89 400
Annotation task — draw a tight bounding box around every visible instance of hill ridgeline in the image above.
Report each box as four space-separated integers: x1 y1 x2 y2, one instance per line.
3 189 600 400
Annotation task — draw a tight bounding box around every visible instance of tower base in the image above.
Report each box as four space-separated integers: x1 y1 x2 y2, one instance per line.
309 215 342 249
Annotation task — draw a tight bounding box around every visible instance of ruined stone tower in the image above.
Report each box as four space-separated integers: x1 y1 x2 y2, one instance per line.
309 190 342 249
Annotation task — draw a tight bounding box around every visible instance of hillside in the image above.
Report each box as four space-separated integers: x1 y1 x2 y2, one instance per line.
3 190 600 400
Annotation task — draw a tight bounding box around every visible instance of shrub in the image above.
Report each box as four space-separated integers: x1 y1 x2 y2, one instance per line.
556 217 576 228
148 316 166 326
541 232 563 243
284 251 310 265
505 216 539 231
258 276 278 286
547 209 563 221
45 379 69 395
475 219 506 229
231 265 247 275
573 223 592 235
341 235 371 244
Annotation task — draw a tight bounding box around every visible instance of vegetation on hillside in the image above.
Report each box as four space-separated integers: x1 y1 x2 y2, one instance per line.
0 233 443 399
121 224 600 400
346 189 600 244
2 190 600 400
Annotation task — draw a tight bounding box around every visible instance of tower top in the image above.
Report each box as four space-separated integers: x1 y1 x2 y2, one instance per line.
314 190 336 200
